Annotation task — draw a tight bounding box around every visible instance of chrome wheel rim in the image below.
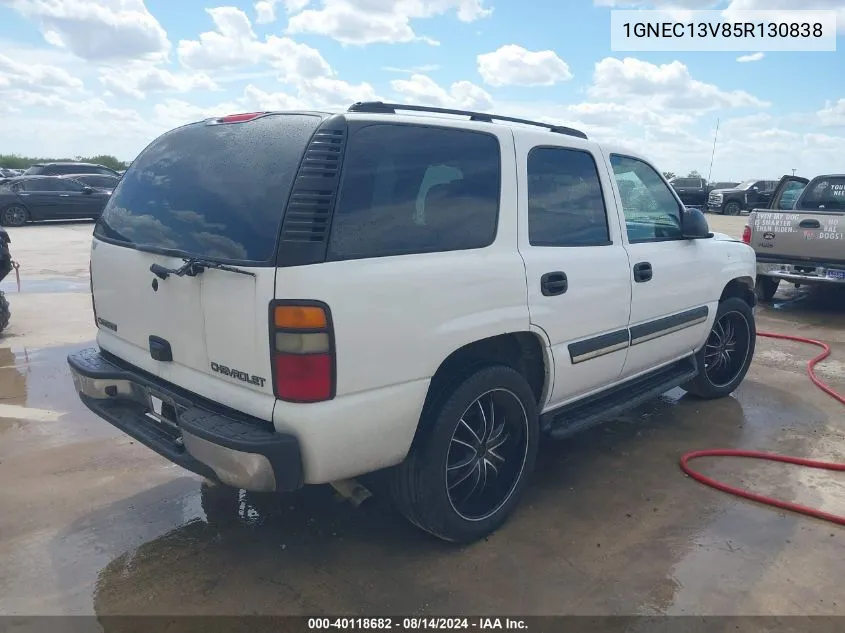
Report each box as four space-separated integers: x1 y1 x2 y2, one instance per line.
704 311 751 388
446 388 529 522
3 206 26 225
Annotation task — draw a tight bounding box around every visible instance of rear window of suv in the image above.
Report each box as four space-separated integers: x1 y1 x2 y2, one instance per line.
797 177 845 210
327 123 501 260
95 113 322 263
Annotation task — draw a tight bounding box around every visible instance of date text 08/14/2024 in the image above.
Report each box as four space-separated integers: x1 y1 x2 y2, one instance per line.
307 618 528 630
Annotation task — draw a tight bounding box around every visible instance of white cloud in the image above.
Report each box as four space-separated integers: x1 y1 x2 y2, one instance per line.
2 0 170 61
818 99 845 127
382 64 441 73
736 52 764 62
477 45 573 87
285 0 492 45
0 53 83 93
589 57 769 111
99 63 220 99
255 0 311 23
391 74 493 110
177 7 333 83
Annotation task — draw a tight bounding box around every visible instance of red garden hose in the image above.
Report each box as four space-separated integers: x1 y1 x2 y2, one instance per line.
680 330 845 526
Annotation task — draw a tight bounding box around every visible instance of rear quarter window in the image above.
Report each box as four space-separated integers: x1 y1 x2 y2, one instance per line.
327 123 501 260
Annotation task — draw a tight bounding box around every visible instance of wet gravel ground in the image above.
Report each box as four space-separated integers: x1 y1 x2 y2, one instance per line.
0 218 844 620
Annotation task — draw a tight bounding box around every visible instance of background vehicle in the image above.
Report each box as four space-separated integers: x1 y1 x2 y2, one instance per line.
707 179 778 215
68 103 758 543
668 177 708 206
23 162 121 177
745 173 844 300
0 175 110 226
60 173 121 194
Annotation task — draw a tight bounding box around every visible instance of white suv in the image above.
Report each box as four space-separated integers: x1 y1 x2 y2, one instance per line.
68 102 758 543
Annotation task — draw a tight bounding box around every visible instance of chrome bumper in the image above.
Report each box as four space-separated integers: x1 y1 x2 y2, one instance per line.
68 348 303 492
757 262 845 285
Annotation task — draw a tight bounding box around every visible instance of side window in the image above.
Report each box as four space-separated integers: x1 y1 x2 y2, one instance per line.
609 154 682 242
329 124 500 260
527 147 610 247
776 181 807 210
59 179 84 192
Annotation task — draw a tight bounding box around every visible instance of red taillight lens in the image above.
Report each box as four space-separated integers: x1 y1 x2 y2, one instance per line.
270 303 334 403
273 353 332 401
742 225 751 244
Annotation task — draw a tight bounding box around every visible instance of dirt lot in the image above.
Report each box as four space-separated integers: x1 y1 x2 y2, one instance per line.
1 216 844 618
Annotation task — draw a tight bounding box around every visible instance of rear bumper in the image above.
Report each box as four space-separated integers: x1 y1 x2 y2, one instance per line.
757 262 845 285
67 347 303 492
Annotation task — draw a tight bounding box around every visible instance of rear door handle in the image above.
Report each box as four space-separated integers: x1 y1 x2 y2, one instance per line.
540 271 568 296
633 262 652 283
799 219 821 229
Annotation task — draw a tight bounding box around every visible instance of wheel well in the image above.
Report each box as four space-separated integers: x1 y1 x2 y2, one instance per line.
721 276 755 306
412 332 548 446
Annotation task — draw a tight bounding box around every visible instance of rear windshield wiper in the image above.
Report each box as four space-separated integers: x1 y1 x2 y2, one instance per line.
150 257 256 280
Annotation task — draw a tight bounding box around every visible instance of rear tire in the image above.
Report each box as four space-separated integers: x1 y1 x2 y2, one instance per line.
0 292 9 333
1 205 28 227
683 297 756 400
723 201 742 216
755 275 780 301
389 365 539 543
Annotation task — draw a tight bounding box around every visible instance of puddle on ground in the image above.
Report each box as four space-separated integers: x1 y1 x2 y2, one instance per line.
0 278 89 294
0 342 118 453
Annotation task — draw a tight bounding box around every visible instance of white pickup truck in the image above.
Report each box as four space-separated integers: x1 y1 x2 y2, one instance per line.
744 174 845 300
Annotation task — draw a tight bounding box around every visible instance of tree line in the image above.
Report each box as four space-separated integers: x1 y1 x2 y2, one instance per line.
662 170 702 180
0 153 128 171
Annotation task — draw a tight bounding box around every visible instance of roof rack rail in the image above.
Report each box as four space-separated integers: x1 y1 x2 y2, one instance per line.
347 101 588 140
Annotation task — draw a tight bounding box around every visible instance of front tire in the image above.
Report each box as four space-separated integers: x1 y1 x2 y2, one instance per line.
1 204 29 227
755 275 780 301
683 297 756 399
723 201 742 216
389 365 539 543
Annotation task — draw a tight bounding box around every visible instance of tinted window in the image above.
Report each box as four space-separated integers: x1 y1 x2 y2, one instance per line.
26 178 68 192
76 175 118 188
797 177 845 210
23 165 45 176
610 155 682 242
527 147 609 247
672 178 699 188
95 114 321 263
328 124 500 260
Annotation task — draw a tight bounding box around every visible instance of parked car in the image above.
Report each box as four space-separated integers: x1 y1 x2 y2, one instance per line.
60 173 121 194
745 173 844 300
67 102 757 543
668 176 708 206
706 179 779 215
0 175 110 226
23 162 121 177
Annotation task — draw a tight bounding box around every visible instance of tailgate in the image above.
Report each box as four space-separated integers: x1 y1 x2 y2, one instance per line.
90 112 323 421
749 210 844 262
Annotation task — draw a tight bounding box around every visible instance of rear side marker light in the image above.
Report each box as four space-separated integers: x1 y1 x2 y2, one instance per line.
270 303 335 403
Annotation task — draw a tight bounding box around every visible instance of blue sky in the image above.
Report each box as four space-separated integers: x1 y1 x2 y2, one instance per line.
0 0 843 180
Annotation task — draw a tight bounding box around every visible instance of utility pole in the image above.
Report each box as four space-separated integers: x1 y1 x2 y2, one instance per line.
707 118 719 183
792 169 796 176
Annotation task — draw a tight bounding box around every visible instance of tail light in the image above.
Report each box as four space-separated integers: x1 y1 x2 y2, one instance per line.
741 225 751 244
270 302 335 402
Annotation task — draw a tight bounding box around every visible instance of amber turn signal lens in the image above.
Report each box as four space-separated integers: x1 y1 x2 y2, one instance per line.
274 305 327 330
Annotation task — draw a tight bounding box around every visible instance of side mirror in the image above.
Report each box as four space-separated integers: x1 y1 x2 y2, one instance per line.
81 186 94 194
681 207 712 239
